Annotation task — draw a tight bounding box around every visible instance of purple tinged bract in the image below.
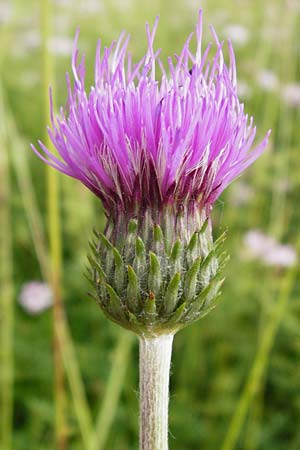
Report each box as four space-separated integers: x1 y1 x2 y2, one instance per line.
32 11 270 218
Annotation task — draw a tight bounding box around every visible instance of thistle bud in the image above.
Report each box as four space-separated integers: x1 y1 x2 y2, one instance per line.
33 11 271 450
33 12 269 337
87 206 227 337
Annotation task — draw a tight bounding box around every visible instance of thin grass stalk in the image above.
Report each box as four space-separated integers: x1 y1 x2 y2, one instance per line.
5 86 133 450
0 85 14 450
91 330 134 450
21 3 133 444
219 260 298 450
0 7 18 448
243 7 298 448
2 93 95 448
57 319 94 448
6 111 49 279
41 0 66 447
268 10 297 239
222 5 296 448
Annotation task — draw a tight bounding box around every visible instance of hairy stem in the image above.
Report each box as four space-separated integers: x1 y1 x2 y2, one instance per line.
139 335 174 450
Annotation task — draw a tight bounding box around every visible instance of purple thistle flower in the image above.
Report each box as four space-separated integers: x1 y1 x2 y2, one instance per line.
32 11 270 220
32 15 272 447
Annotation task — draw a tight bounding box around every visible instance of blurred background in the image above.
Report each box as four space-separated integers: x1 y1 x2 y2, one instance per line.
0 0 300 449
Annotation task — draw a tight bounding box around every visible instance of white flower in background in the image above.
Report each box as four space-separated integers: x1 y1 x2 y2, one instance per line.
21 71 39 87
274 177 292 194
111 0 132 12
54 15 72 33
19 281 53 315
230 181 254 206
79 0 105 13
49 36 74 56
12 30 41 57
20 31 41 50
243 230 297 268
281 83 300 107
223 24 249 46
287 0 300 11
256 69 279 92
237 80 252 99
13 32 73 58
0 1 12 25
54 0 73 7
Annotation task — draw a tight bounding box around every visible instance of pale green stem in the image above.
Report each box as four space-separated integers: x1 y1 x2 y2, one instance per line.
0 84 14 450
220 262 297 450
139 335 174 450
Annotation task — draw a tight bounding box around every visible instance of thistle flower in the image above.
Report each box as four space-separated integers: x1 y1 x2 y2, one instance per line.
32 11 269 337
33 12 270 450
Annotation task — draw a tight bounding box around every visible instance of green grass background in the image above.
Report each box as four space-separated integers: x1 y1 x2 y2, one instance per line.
1 0 300 449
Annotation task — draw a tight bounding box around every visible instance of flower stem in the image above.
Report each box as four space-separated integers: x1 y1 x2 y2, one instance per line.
139 334 174 450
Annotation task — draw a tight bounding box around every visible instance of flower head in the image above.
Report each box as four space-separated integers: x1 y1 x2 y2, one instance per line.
32 11 269 220
33 12 270 335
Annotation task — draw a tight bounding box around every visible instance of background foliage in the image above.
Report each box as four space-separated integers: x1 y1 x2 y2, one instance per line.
0 0 300 449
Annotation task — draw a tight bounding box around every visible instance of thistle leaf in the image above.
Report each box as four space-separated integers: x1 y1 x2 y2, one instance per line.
170 239 181 262
167 302 186 327
144 291 157 321
83 270 95 288
135 236 146 259
153 224 164 243
199 219 209 234
127 265 140 311
88 240 99 258
105 283 127 321
198 292 222 320
113 247 125 293
92 227 101 239
214 230 227 250
125 219 138 261
133 237 146 285
186 231 199 266
184 256 201 302
87 254 106 281
169 240 182 276
128 218 138 233
148 251 161 296
163 272 181 315
187 231 198 253
99 232 114 250
186 276 225 320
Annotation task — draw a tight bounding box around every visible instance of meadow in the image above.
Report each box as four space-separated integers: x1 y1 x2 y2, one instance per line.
0 0 300 449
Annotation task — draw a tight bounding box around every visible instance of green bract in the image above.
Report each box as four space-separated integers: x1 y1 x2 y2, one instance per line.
87 214 228 337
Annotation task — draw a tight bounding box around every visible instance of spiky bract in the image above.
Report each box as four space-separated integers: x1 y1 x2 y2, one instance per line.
87 211 228 337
